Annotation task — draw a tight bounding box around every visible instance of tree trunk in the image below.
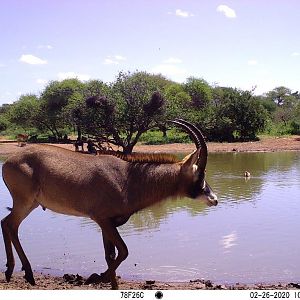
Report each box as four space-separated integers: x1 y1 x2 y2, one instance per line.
77 126 82 140
122 144 135 154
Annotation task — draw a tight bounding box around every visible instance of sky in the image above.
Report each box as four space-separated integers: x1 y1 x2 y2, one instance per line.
1 0 300 105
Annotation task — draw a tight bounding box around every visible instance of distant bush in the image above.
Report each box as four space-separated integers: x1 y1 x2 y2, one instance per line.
290 121 300 135
139 129 191 145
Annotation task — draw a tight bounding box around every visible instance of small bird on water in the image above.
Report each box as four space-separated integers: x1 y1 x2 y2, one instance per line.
244 171 251 178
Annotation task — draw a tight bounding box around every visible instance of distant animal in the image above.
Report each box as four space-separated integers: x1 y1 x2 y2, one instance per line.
74 139 84 151
16 134 28 147
87 140 97 154
1 119 218 289
244 171 251 177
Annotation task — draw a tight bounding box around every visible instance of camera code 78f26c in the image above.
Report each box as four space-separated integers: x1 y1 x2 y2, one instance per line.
120 291 144 299
249 291 293 299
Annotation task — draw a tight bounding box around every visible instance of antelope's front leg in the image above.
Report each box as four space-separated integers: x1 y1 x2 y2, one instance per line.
102 233 117 278
101 223 128 289
85 233 116 285
86 219 128 289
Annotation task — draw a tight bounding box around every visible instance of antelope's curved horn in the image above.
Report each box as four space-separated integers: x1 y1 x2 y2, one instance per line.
175 119 207 154
168 120 201 149
172 119 208 170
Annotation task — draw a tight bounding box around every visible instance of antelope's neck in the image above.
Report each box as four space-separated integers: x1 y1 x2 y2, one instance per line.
125 163 181 211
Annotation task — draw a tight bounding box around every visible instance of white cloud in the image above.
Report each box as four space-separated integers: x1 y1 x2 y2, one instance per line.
19 54 47 65
114 55 126 61
164 57 182 64
291 52 300 57
37 44 53 50
217 5 236 18
0 63 5 67
248 59 258 66
176 9 194 17
103 58 119 65
151 64 187 82
57 72 91 81
103 55 127 65
36 78 48 85
168 9 194 18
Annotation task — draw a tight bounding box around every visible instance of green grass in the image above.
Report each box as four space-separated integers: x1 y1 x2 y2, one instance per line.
262 122 296 137
139 129 191 145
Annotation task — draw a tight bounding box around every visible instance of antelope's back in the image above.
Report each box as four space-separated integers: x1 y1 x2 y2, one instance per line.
3 144 123 174
2 145 128 217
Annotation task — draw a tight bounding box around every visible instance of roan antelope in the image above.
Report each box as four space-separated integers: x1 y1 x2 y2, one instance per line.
1 119 218 289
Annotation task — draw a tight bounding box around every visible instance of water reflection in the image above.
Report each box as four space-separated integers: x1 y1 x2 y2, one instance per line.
0 151 299 283
220 231 238 251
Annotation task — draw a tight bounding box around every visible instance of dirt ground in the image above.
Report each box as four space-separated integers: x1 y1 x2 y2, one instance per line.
1 135 300 157
0 136 299 290
0 272 299 290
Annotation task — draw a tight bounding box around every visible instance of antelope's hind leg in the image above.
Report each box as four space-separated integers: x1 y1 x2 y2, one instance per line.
1 199 38 285
1 214 15 282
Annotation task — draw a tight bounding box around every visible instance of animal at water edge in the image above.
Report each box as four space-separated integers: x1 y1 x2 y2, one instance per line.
1 119 218 289
16 134 28 147
74 139 84 151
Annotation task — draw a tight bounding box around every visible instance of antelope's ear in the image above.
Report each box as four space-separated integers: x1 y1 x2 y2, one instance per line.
180 148 201 177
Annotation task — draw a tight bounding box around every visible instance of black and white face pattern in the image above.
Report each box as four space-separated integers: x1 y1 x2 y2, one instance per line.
188 167 218 207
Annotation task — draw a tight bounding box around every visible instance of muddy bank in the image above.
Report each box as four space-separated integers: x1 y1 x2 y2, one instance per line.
0 272 299 290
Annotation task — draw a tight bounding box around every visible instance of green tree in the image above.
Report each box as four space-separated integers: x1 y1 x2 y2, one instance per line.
225 88 268 140
265 87 300 133
184 77 212 109
76 71 168 153
0 115 9 132
40 79 85 139
7 94 41 132
164 83 192 120
255 95 277 116
266 86 292 107
208 87 268 141
70 79 111 139
290 99 300 134
84 79 111 98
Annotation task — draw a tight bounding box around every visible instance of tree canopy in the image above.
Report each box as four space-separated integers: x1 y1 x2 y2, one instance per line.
1 70 299 152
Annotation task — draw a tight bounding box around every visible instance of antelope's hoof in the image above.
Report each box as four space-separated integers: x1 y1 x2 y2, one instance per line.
5 269 13 283
84 273 103 285
84 272 117 286
111 279 118 290
99 272 112 283
102 271 118 289
24 272 35 285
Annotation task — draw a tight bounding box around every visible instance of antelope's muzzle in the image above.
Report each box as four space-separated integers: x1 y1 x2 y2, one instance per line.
203 182 218 206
